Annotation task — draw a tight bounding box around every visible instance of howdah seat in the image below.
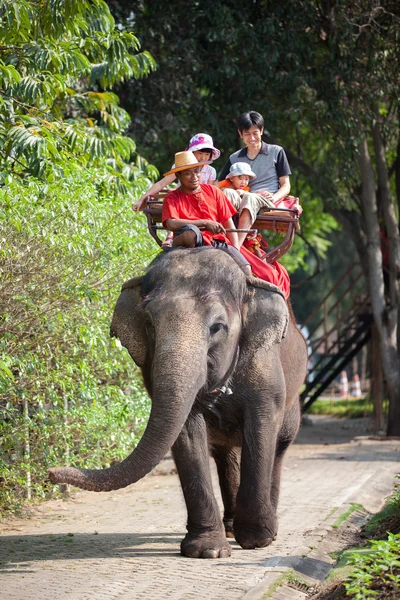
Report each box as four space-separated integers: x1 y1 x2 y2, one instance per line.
143 191 300 264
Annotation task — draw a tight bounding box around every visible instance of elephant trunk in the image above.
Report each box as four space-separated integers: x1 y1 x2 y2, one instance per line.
48 342 207 492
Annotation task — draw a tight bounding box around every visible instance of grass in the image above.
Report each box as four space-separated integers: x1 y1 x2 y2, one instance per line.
262 572 291 599
261 570 312 599
363 483 400 538
332 504 364 530
307 397 375 419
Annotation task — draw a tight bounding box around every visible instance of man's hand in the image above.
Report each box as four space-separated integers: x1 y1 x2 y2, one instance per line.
203 220 226 234
259 190 274 201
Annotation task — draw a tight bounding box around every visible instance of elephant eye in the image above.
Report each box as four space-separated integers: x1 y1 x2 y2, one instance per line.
210 322 226 336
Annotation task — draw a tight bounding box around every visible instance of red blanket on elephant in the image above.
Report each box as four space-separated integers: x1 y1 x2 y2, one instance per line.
162 184 290 299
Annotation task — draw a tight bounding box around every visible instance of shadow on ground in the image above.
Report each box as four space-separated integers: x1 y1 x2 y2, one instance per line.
0 532 183 569
0 532 332 577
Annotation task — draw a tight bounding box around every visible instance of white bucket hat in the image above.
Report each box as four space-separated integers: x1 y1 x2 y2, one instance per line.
226 162 256 180
186 133 221 160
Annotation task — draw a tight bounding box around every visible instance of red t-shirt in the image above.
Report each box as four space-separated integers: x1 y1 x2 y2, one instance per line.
162 184 236 245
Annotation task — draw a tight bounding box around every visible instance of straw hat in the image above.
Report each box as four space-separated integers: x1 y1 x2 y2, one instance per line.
163 151 212 176
226 162 256 180
186 133 221 160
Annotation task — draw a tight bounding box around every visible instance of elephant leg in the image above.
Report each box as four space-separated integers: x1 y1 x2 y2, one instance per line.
172 412 231 559
212 447 241 538
233 370 286 549
234 419 279 549
271 401 301 511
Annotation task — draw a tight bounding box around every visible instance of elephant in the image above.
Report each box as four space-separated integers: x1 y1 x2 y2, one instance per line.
48 247 308 559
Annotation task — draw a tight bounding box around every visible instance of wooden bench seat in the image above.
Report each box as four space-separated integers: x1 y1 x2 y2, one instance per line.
143 191 300 264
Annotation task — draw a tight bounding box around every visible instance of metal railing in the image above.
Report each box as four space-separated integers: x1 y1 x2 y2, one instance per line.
300 263 372 411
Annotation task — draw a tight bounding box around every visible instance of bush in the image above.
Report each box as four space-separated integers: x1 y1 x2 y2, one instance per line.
344 533 400 599
1 381 150 512
0 171 158 512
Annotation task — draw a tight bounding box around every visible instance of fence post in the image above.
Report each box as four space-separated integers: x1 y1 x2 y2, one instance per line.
59 396 70 494
23 397 31 501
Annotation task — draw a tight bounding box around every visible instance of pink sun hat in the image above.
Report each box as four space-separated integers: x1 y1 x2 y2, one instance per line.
186 133 221 160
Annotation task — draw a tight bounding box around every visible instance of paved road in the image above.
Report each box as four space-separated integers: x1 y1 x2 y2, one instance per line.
1 416 399 600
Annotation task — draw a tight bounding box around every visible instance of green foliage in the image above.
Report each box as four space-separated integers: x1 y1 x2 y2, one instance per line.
344 533 400 599
0 2 163 512
0 0 157 189
0 383 150 512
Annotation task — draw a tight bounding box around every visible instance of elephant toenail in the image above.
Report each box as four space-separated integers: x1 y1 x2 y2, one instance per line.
203 549 219 559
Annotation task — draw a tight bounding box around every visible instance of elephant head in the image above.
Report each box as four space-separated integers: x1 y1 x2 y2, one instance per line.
47 248 288 491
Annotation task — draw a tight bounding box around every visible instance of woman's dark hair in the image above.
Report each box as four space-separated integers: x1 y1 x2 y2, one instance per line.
237 111 264 133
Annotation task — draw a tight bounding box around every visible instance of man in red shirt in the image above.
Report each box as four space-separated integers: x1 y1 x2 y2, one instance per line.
162 151 290 298
162 151 251 275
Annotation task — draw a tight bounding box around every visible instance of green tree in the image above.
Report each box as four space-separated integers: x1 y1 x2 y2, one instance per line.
0 0 157 190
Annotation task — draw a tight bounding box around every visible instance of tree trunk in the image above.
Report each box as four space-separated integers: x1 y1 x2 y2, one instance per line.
58 396 70 495
372 116 400 306
394 130 400 222
358 137 400 436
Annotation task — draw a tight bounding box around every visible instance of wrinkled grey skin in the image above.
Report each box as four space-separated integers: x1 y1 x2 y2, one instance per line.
48 248 307 559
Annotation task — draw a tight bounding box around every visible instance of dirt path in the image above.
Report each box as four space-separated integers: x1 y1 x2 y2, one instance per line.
1 416 399 600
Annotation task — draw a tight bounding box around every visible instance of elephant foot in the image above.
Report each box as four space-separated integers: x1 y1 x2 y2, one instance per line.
181 531 232 559
234 518 278 549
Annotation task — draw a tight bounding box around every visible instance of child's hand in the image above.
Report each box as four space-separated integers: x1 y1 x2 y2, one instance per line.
132 196 147 211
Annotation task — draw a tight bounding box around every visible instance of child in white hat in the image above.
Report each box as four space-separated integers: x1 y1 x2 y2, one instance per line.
219 162 275 236
219 162 257 202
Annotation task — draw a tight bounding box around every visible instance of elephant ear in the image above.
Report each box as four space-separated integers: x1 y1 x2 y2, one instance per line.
242 276 289 350
110 276 147 367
